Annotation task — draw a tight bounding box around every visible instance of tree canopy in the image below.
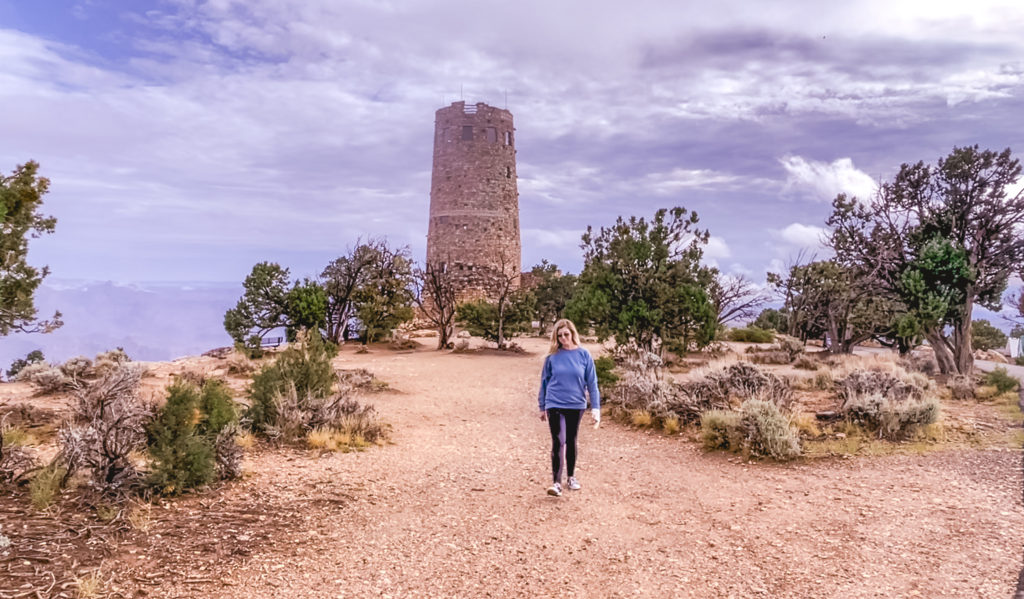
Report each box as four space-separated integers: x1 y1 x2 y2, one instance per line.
565 207 717 354
828 146 1024 374
0 160 62 336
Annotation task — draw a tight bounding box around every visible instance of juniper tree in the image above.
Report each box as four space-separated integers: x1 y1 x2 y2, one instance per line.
0 161 62 336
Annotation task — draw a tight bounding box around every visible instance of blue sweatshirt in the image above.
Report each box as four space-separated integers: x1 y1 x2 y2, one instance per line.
537 347 601 412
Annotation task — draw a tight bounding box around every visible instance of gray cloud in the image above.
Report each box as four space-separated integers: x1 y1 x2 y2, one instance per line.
1 0 1023 289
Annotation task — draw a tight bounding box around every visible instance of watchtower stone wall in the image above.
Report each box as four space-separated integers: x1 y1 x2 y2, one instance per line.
426 101 521 300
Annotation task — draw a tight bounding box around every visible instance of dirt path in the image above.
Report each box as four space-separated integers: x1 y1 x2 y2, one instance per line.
82 339 1024 597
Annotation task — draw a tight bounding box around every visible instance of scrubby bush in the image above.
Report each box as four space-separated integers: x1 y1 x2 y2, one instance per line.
247 333 337 431
700 410 743 450
7 349 44 380
840 370 923 404
700 401 801 460
774 336 806 361
1 413 39 484
843 393 940 440
269 385 389 446
146 379 240 495
58 366 151 497
337 368 388 392
60 356 94 384
743 335 804 364
981 367 1020 395
748 351 791 365
900 353 937 375
839 368 938 439
94 348 131 376
727 327 775 343
740 400 801 460
620 361 792 425
14 362 69 393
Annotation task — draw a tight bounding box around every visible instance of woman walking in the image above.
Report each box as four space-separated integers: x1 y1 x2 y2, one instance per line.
537 319 600 497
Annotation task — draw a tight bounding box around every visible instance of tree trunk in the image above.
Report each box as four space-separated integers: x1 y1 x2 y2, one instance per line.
497 302 506 349
436 322 452 350
924 329 957 374
950 294 975 375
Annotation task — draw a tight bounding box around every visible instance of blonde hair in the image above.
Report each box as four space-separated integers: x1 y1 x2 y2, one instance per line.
549 319 582 354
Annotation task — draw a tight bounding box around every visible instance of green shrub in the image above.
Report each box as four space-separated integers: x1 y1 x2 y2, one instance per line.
727 327 775 343
594 355 619 391
700 410 743 451
247 333 337 431
740 400 801 460
1016 356 1024 367
146 379 239 495
981 367 1020 395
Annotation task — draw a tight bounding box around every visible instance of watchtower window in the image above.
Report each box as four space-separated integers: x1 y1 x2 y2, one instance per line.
486 127 497 143
504 131 512 146
462 126 473 141
505 166 512 179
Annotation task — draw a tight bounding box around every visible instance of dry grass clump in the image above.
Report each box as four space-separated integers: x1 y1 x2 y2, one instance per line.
29 462 66 510
812 370 835 391
337 369 390 392
947 375 975 400
226 353 258 375
792 355 819 370
748 351 791 365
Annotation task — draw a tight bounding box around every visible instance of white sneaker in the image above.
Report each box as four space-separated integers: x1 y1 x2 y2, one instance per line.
546 482 562 497
567 476 581 491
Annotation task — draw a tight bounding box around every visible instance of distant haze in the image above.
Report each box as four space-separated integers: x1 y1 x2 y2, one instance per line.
1 280 238 370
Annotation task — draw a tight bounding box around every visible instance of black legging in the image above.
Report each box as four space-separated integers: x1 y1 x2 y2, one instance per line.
547 408 584 484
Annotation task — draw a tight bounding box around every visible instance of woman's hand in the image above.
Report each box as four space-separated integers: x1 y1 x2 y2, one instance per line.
539 409 547 421
591 408 601 429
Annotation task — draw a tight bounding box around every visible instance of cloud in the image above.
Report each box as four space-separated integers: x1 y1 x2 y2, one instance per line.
780 156 877 201
522 228 585 251
778 223 828 248
704 236 732 260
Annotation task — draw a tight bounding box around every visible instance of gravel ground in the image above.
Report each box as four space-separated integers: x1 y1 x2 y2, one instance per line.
4 338 1023 598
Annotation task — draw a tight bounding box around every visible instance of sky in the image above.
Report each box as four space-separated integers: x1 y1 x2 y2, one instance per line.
2 1 1024 304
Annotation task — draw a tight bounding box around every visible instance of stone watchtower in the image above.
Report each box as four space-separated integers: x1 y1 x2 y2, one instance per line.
426 101 521 299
